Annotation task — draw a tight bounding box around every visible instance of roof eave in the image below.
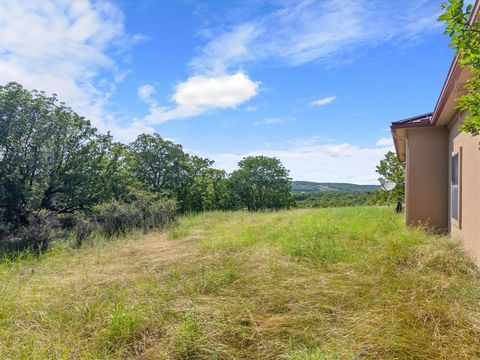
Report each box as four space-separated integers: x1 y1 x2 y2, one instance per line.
432 0 480 125
391 126 406 162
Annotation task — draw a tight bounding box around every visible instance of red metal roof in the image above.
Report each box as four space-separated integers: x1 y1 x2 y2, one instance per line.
391 112 433 130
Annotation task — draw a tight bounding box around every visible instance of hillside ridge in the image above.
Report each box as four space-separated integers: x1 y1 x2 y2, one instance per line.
292 181 379 193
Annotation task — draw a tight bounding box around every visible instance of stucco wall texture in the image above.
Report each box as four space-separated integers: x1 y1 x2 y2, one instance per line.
448 112 480 262
405 127 449 231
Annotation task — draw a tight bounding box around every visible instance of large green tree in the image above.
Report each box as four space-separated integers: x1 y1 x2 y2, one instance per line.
188 168 228 212
439 0 480 135
375 151 405 207
0 83 126 225
129 134 189 193
128 134 215 211
230 156 293 211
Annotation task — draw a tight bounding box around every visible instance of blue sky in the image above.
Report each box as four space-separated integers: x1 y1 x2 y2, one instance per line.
0 0 460 183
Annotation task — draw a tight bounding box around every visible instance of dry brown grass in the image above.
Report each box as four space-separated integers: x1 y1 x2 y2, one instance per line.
1 207 480 359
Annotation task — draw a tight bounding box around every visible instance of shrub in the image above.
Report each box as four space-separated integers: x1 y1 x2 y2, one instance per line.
95 201 142 238
0 217 10 241
0 199 177 254
73 215 98 248
136 198 177 231
95 199 177 238
0 211 61 253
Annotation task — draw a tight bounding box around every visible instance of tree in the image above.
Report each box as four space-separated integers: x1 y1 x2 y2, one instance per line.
229 156 293 211
175 155 214 211
0 82 123 225
188 168 228 212
128 134 216 212
375 151 405 209
439 0 480 135
129 134 189 194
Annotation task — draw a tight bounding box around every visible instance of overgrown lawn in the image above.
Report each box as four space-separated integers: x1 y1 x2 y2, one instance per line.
1 207 479 359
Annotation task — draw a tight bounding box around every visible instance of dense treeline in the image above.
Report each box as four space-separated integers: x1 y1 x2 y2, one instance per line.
0 83 293 252
291 181 379 193
294 191 374 208
0 82 399 252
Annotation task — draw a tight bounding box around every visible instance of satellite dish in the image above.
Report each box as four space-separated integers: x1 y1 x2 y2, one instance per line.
380 179 396 192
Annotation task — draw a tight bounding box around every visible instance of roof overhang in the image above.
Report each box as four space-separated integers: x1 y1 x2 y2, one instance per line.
391 113 434 162
431 61 472 126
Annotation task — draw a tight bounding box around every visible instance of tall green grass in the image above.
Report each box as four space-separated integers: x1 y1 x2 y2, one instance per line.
174 207 429 265
0 207 479 359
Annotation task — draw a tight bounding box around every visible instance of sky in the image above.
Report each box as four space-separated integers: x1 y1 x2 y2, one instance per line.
0 0 463 184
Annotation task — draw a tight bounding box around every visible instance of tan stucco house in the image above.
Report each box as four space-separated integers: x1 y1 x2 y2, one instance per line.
391 1 480 262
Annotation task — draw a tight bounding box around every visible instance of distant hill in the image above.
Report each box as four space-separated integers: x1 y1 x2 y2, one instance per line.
291 181 380 193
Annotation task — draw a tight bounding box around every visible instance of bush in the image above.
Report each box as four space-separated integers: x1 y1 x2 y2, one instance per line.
73 215 98 248
0 211 62 253
0 199 177 254
95 199 177 238
95 201 142 238
136 198 177 231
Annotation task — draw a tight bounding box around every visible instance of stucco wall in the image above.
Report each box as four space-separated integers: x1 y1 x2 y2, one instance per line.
448 112 480 262
405 126 449 231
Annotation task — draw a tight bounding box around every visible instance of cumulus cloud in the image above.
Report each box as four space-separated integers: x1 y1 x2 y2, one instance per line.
376 137 394 147
310 96 337 107
206 138 393 184
139 0 443 124
0 0 153 142
191 0 443 74
143 72 259 124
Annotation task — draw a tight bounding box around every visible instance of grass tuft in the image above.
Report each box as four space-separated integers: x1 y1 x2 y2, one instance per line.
173 314 200 358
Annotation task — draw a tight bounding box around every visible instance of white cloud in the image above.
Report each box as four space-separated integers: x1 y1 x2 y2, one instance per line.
190 23 261 75
140 0 442 125
310 96 337 107
207 138 393 184
143 72 259 124
376 137 393 147
254 117 285 125
0 0 153 142
138 84 156 103
208 139 387 184
174 73 258 107
245 105 258 112
191 0 443 74
106 120 154 143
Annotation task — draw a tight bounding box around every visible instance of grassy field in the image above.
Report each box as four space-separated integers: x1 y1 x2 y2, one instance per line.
1 207 480 359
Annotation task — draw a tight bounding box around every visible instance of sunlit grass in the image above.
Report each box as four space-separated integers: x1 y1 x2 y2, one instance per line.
1 207 479 359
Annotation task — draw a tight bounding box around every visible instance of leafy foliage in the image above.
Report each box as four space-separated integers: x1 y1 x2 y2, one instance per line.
0 82 128 225
375 151 405 204
229 156 294 211
0 83 295 251
291 181 379 193
94 198 177 238
188 168 229 212
439 0 480 135
294 191 375 208
1 211 63 253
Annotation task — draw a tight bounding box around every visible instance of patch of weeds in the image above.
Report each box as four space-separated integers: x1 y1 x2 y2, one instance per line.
170 227 191 240
284 230 354 264
100 301 146 351
197 259 240 294
173 314 199 359
285 341 349 360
